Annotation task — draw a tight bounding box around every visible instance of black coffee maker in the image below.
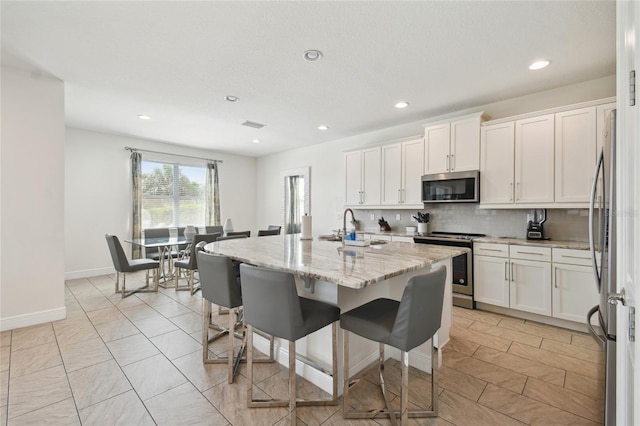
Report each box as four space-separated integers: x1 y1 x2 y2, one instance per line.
526 209 546 240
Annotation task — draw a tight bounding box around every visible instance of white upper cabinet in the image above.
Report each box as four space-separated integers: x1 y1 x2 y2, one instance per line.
554 107 596 203
382 138 425 206
344 147 381 206
480 122 515 204
514 114 555 204
479 98 614 208
424 112 488 174
424 123 450 174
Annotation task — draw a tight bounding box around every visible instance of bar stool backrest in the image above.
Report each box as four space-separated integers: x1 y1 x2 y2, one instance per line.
182 233 221 269
239 264 304 341
105 234 131 273
227 230 251 237
197 251 243 309
391 265 447 352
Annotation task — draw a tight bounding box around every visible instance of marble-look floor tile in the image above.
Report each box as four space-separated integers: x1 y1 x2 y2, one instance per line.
7 364 72 419
443 348 527 394
120 304 158 321
53 318 100 347
508 342 604 380
152 300 194 318
94 318 140 343
86 306 127 326
144 382 229 425
7 397 80 425
77 296 114 312
10 323 55 352
78 390 155 426
108 292 146 309
172 350 229 392
106 333 159 366
450 326 512 352
59 337 112 373
9 341 62 378
122 353 187 400
473 346 566 386
497 317 573 344
134 291 174 307
203 373 288 426
170 311 203 334
150 329 201 360
523 377 605 423
438 389 525 426
469 321 542 348
540 338 605 364
479 383 601 426
131 314 179 338
67 359 131 409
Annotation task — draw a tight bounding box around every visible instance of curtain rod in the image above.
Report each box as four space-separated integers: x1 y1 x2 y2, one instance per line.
124 146 223 164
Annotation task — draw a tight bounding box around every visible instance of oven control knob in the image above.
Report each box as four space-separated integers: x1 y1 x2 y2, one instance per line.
458 279 465 284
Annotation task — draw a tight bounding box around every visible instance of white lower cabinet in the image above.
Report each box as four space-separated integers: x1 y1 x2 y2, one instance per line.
475 254 509 307
509 258 552 316
551 248 600 324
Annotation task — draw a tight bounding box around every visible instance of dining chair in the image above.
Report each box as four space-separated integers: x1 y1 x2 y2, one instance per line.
105 234 159 298
217 234 248 241
257 229 280 237
143 227 169 260
340 266 446 424
203 225 224 235
174 233 221 294
227 230 251 237
267 225 282 235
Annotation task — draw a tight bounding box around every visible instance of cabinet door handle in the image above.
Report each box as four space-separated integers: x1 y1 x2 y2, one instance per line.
554 266 558 288
446 155 450 171
504 261 509 281
479 247 503 252
509 182 513 202
402 188 406 203
561 254 588 260
516 251 544 256
510 262 514 281
516 182 520 200
450 154 455 171
398 189 401 203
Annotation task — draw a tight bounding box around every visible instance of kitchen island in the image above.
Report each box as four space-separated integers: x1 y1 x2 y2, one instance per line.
204 234 468 394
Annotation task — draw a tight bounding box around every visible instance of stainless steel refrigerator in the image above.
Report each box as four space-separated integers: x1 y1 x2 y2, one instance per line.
587 109 616 426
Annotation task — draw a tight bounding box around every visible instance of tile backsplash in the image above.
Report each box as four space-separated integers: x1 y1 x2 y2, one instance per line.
359 205 590 242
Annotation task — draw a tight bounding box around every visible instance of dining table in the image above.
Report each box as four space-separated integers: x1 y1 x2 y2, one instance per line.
125 235 189 286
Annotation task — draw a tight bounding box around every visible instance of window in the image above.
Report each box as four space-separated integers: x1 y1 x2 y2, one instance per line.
141 161 206 228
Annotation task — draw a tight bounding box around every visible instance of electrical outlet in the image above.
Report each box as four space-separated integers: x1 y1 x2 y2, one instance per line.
370 213 375 221
395 214 401 221
411 216 416 222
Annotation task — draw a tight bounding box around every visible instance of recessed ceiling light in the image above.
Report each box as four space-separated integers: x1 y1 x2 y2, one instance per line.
137 115 151 120
529 60 550 70
395 101 409 109
225 95 239 102
317 125 329 130
252 139 261 144
303 49 323 61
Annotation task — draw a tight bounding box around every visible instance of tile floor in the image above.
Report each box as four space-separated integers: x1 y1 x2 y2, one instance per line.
1 272 605 425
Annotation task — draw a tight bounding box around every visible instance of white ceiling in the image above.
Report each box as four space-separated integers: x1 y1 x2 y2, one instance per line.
1 1 616 158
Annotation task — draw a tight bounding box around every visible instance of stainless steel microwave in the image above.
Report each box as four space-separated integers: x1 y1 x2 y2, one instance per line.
421 170 480 203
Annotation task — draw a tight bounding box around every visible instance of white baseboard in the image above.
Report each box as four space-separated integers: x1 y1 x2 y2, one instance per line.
65 267 114 280
1 307 67 331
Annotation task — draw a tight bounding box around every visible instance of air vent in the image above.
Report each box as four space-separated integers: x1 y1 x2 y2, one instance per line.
242 120 266 129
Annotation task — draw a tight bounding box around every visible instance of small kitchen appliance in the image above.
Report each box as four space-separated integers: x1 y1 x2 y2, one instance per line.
526 209 546 240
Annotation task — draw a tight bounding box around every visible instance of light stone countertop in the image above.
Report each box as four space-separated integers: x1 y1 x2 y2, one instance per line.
204 234 469 289
473 237 590 250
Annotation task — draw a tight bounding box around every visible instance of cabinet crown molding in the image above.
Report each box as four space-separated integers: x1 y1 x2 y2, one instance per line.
421 111 490 128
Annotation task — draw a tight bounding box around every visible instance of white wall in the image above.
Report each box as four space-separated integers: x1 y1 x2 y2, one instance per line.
64 128 257 278
1 66 66 330
256 76 616 237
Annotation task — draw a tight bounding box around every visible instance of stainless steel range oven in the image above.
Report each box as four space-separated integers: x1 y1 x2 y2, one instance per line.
413 231 486 309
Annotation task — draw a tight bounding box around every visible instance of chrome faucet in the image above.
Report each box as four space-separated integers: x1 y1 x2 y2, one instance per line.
343 208 356 243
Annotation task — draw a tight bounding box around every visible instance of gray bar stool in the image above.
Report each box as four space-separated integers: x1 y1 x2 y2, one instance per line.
105 234 159 298
239 264 340 423
340 265 446 425
197 251 274 383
